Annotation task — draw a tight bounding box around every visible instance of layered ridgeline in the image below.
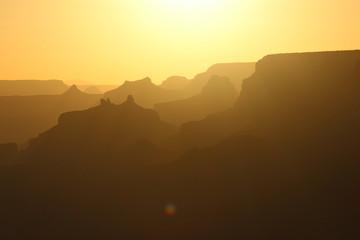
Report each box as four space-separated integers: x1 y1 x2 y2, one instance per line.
0 80 69 96
105 62 255 108
1 51 359 240
0 85 101 144
155 76 239 126
159 62 255 91
170 50 360 150
152 50 360 239
25 95 178 165
0 96 178 240
104 77 183 108
182 62 255 93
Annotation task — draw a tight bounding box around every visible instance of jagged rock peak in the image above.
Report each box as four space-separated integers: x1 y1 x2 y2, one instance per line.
62 85 85 96
100 98 113 106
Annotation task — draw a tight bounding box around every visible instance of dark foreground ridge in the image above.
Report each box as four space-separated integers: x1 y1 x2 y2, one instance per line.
1 50 360 240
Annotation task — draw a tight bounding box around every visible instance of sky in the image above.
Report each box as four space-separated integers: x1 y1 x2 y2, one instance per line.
0 0 359 84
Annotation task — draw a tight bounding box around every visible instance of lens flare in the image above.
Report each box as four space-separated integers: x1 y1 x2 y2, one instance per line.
165 204 177 216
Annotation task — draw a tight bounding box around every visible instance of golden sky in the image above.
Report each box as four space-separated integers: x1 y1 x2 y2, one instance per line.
1 0 359 84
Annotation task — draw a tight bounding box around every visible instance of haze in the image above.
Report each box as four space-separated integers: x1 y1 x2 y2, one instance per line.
1 0 359 84
1 1 360 238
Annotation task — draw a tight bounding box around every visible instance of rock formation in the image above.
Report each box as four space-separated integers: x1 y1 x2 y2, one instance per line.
104 77 184 108
155 75 238 126
26 95 178 163
167 50 360 150
160 76 190 90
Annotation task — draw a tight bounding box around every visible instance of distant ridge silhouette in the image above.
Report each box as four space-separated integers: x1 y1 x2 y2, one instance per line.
104 77 184 108
84 86 102 94
61 84 87 96
105 63 255 108
167 50 360 150
26 95 178 163
182 62 255 95
0 86 101 144
77 85 119 93
155 75 239 126
0 80 69 96
160 76 190 90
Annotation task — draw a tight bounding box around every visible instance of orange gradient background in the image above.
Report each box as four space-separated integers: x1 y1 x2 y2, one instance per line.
0 0 359 84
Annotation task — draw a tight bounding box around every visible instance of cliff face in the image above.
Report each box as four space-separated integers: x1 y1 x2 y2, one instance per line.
235 51 360 138
171 50 360 150
182 62 255 96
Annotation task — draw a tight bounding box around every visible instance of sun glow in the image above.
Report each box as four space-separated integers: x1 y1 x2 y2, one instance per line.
162 0 220 12
1 0 359 84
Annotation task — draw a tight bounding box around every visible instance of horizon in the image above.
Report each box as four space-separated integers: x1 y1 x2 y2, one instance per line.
1 0 359 84
1 49 359 86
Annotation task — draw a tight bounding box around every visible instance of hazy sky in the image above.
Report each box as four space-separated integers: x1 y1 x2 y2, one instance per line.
1 0 359 84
